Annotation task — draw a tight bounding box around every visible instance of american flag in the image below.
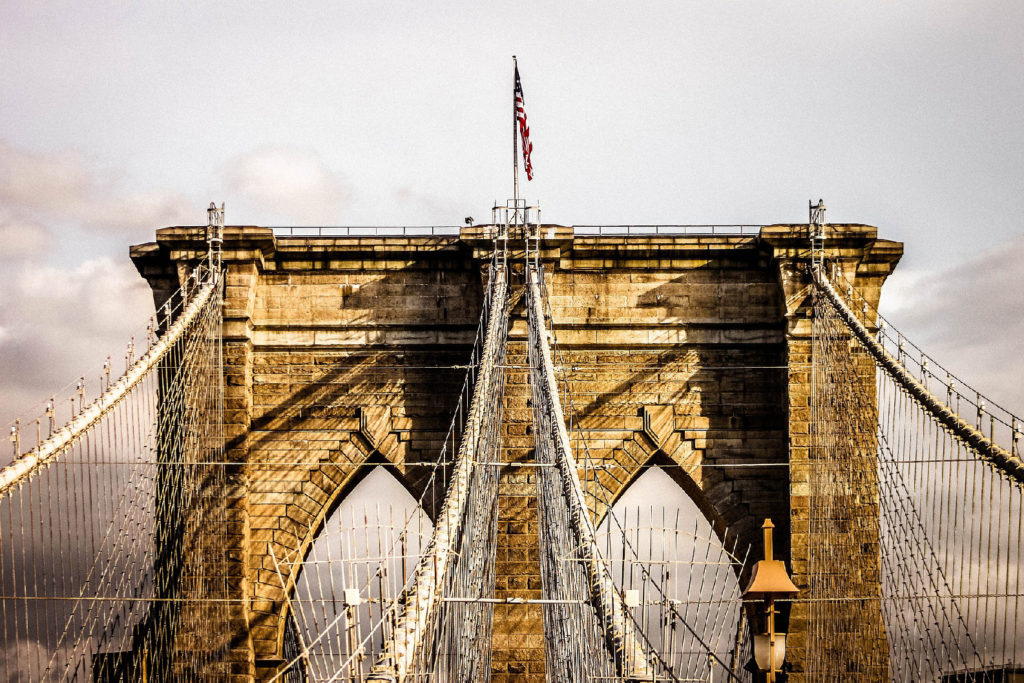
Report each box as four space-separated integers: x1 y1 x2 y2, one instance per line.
514 65 534 180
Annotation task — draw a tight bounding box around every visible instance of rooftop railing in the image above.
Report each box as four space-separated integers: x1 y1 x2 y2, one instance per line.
273 226 462 237
572 224 761 236
271 224 763 238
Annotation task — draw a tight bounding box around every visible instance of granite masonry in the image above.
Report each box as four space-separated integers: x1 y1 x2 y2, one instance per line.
131 223 901 682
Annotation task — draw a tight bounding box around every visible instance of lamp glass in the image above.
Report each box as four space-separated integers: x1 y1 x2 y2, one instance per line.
753 633 786 671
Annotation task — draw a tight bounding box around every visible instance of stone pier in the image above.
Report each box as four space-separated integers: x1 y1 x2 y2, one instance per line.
131 222 901 681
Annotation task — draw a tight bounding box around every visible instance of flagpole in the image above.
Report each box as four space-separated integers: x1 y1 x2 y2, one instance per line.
512 55 520 227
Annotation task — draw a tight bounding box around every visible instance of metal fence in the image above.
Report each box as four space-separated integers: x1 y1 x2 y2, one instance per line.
271 225 763 238
272 226 462 237
572 224 762 236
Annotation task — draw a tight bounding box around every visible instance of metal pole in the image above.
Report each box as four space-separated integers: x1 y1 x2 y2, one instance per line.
207 201 224 279
512 55 520 226
763 520 777 683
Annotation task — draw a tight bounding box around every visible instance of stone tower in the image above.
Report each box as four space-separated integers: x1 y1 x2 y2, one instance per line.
131 222 901 681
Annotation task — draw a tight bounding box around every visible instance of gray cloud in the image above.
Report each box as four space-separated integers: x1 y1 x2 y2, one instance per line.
0 2 1020 434
880 235 1024 412
0 141 357 428
0 140 93 211
0 213 48 260
0 139 192 426
0 256 153 428
0 139 193 241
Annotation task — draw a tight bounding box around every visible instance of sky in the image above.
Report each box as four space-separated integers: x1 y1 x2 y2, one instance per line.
1 0 1023 427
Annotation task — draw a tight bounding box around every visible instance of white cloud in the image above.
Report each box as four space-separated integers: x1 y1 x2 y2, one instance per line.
222 146 351 225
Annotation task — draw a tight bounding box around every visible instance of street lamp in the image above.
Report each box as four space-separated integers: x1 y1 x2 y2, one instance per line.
742 518 799 682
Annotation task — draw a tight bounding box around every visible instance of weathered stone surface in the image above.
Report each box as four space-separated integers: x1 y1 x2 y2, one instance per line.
131 222 901 681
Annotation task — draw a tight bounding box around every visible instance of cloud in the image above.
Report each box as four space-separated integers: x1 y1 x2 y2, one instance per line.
222 146 351 224
0 138 193 239
0 141 354 430
392 186 462 224
880 235 1024 411
0 139 187 428
0 140 94 211
0 256 153 428
0 213 48 260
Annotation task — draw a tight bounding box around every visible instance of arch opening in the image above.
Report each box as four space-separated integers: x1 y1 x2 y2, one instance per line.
595 466 752 681
284 466 434 680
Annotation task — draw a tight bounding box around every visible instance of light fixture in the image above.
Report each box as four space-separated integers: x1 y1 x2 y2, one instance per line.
753 633 786 673
742 518 798 682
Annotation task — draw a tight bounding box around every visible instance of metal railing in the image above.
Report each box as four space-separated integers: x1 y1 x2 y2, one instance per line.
573 224 761 236
271 225 763 238
273 226 462 237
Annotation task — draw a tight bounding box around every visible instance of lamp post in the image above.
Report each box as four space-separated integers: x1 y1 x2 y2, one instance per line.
742 518 799 682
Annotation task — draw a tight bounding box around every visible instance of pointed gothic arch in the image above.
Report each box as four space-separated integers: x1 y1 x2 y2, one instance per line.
247 428 434 669
594 442 733 557
272 463 434 673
